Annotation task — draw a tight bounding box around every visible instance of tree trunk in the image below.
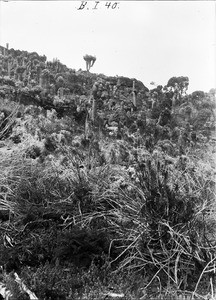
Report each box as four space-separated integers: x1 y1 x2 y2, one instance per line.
132 80 137 107
92 97 96 123
8 62 11 77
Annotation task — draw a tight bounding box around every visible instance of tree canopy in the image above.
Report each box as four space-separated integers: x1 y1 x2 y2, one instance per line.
83 54 96 72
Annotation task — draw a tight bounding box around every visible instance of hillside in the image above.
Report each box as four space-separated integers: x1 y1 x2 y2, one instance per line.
0 46 216 300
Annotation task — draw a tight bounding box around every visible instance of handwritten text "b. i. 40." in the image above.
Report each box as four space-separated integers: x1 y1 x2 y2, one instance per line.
77 1 120 10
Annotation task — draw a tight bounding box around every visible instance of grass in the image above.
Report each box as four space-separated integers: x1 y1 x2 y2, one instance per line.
0 141 215 298
0 98 215 299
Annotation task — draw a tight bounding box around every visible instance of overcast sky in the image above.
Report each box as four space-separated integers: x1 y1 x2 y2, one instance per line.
0 1 215 93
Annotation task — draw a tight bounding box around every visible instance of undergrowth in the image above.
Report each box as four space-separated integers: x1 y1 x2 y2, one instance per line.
0 136 215 299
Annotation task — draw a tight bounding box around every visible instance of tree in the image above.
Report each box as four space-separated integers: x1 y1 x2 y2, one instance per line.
157 108 172 126
209 88 216 96
191 90 205 101
40 69 51 89
83 54 96 72
91 82 99 123
193 108 213 131
7 55 13 77
167 76 189 95
16 66 26 81
56 76 65 89
191 90 210 110
132 80 137 108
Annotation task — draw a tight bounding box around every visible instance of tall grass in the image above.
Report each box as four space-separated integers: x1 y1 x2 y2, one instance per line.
0 126 215 298
0 100 20 140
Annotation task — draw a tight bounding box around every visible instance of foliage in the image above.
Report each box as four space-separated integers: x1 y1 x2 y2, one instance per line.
167 76 189 94
0 45 215 299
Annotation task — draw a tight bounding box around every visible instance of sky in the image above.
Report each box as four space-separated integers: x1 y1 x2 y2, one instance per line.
0 0 215 93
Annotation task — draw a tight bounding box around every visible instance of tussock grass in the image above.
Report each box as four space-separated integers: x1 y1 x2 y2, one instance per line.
0 101 20 140
0 132 215 299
